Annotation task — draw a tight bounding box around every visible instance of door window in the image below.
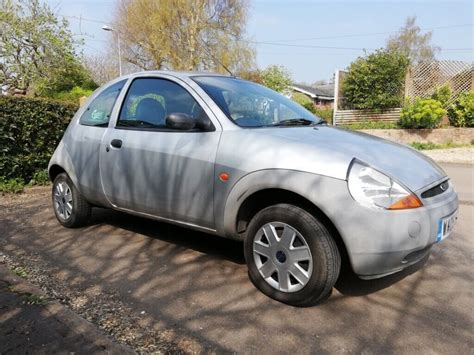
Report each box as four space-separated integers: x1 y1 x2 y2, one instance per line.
117 78 209 129
79 80 126 127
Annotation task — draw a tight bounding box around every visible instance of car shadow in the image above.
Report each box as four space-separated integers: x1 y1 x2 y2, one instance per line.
89 206 430 298
88 207 246 265
335 254 429 296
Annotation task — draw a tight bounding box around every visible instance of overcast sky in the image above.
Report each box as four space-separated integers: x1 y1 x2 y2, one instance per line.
45 0 473 83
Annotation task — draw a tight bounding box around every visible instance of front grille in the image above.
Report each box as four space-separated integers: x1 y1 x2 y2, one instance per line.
421 180 449 199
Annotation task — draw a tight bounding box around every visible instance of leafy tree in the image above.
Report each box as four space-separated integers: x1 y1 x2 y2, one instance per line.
261 65 292 93
386 16 439 64
114 0 255 74
0 0 94 95
342 49 409 110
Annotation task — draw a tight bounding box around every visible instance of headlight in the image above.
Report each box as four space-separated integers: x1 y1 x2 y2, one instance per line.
347 160 422 210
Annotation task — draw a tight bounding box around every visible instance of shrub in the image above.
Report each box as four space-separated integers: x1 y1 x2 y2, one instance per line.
0 177 25 193
447 92 474 127
313 107 333 122
431 84 452 107
399 98 445 128
342 49 409 110
340 120 398 130
291 92 313 108
29 169 50 185
0 96 77 182
51 86 94 103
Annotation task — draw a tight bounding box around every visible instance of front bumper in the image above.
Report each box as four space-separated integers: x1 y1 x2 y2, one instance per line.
335 178 458 279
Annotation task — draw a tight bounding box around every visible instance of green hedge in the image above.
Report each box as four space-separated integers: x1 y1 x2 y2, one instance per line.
0 96 78 182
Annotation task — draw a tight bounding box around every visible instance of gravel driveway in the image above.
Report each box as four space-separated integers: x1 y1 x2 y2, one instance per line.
420 147 473 164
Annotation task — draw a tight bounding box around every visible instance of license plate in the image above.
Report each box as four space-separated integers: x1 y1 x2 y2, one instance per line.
436 211 458 243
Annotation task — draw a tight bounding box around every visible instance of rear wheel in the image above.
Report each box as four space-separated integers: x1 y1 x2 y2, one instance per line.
52 173 91 228
244 204 340 306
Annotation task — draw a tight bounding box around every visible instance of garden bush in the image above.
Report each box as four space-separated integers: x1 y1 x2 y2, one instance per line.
447 91 474 127
0 95 77 183
50 86 94 103
313 107 333 122
399 98 445 129
291 92 313 108
431 84 451 107
342 49 409 110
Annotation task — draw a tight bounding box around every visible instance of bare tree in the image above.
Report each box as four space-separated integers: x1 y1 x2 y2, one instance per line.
386 16 440 64
113 0 255 73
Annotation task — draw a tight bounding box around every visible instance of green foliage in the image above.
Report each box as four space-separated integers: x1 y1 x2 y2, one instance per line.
0 177 25 193
447 92 474 127
50 86 94 103
410 142 472 150
0 95 77 183
12 266 29 278
22 293 48 305
340 120 398 130
313 107 333 122
29 170 50 186
431 84 452 107
399 98 446 128
0 0 92 95
343 49 409 110
291 92 313 107
261 65 292 93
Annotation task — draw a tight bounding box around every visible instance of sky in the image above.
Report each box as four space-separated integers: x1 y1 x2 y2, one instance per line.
45 0 473 84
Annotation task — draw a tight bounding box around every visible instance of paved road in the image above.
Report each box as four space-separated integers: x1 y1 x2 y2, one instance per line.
442 163 474 203
0 164 472 353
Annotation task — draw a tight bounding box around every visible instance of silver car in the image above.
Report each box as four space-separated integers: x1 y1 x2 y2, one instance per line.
49 71 458 306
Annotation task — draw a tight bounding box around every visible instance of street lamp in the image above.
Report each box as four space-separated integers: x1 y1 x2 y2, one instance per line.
102 25 122 76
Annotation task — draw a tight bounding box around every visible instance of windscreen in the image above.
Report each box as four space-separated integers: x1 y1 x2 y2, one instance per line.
192 76 323 127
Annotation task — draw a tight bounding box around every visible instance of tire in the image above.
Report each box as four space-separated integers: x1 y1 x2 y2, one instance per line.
52 173 91 228
244 203 340 307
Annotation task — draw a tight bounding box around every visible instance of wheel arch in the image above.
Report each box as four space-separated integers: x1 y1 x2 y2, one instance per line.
235 187 350 265
48 164 66 182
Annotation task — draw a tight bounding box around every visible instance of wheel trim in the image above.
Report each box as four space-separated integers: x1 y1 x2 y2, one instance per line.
54 181 73 220
253 222 313 293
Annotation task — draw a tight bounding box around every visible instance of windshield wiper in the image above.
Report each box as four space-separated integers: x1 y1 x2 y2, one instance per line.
272 118 319 126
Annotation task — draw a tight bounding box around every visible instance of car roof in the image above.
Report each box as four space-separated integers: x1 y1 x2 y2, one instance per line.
122 70 235 80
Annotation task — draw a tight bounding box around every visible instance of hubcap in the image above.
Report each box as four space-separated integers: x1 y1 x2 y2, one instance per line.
54 181 73 220
253 222 313 293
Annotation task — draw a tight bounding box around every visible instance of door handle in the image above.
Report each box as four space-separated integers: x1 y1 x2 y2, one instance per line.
110 139 122 149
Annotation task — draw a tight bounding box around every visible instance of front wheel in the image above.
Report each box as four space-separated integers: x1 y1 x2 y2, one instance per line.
52 173 91 228
244 204 340 306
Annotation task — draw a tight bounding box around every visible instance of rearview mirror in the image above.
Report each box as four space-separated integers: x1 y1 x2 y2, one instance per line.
165 113 197 130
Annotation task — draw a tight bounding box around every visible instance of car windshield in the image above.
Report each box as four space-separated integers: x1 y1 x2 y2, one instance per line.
192 76 323 127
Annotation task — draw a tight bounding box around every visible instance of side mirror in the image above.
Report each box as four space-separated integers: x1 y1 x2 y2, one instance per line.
165 113 197 130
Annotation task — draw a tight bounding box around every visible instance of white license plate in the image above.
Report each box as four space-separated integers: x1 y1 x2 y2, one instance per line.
436 211 458 243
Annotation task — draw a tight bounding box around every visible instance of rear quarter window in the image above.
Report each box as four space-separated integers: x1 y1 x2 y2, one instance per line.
79 80 126 127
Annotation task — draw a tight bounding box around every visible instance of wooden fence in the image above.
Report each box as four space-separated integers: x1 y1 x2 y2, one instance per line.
333 108 401 125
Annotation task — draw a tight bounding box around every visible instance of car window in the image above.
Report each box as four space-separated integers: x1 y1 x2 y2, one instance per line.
192 76 322 127
79 80 126 127
117 78 208 129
